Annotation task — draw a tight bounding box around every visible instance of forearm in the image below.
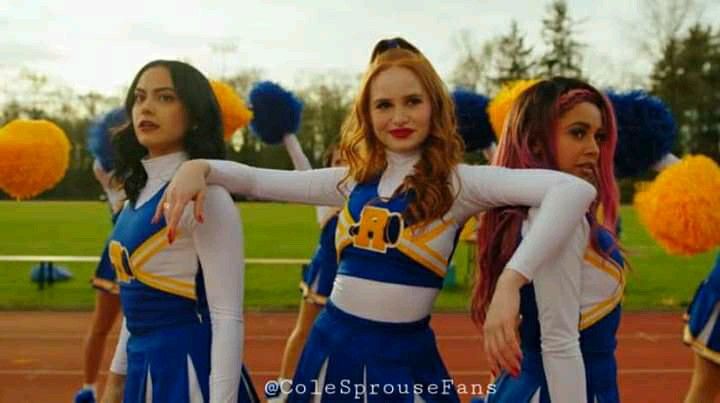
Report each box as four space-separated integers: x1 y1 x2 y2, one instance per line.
208 317 244 402
533 215 588 403
100 372 126 403
283 134 313 171
193 187 246 401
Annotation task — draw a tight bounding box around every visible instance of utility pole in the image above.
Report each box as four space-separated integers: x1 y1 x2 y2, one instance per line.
210 42 238 79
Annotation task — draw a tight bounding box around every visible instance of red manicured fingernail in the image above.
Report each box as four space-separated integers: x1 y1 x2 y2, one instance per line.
168 229 175 244
198 214 204 223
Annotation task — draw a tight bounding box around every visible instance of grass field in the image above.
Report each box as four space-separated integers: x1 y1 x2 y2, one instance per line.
0 201 716 311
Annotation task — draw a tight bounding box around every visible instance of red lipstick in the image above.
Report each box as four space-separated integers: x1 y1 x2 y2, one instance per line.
389 128 414 139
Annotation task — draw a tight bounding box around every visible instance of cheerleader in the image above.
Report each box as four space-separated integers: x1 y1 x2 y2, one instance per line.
682 253 720 402
157 39 597 402
634 150 720 403
476 78 624 403
100 60 258 402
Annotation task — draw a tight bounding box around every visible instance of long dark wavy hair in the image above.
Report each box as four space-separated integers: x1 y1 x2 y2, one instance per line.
112 60 225 204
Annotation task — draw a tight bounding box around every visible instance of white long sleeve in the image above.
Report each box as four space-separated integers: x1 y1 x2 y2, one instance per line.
93 159 125 214
206 157 596 282
282 134 313 171
93 159 113 190
280 135 335 225
452 164 596 280
190 185 245 403
207 161 349 207
109 317 129 375
524 209 588 403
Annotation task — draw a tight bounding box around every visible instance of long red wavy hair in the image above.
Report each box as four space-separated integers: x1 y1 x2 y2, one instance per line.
339 39 464 226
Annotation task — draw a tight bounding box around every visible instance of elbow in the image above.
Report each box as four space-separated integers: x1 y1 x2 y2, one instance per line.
579 179 597 204
563 176 597 207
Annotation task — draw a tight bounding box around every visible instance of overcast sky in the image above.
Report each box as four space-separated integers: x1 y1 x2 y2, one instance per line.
1 0 718 97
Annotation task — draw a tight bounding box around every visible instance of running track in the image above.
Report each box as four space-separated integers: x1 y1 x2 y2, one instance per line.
0 311 696 402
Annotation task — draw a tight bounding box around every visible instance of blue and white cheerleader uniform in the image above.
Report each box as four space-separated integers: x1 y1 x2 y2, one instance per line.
91 243 119 294
291 178 463 402
684 253 720 365
108 152 258 403
90 159 126 294
488 213 625 403
204 149 597 403
300 212 339 305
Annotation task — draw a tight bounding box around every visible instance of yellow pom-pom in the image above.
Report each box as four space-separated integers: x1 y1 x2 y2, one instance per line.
0 119 71 200
487 79 540 138
634 155 720 255
210 80 253 140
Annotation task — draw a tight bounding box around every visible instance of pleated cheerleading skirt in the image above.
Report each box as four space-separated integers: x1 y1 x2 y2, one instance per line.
289 301 459 402
123 320 259 402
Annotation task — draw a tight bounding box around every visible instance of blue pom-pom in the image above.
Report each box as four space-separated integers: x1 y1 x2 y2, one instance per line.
248 81 303 145
451 88 495 152
87 108 127 171
607 90 677 178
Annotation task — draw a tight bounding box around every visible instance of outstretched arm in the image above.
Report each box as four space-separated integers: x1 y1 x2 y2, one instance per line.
281 135 337 225
153 159 350 241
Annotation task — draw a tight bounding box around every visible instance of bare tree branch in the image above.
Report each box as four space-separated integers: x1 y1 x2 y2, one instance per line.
632 0 706 60
450 29 497 93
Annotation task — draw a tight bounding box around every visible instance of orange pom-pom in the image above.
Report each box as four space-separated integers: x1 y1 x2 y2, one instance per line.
0 119 71 200
634 155 720 255
487 79 540 138
210 80 253 140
